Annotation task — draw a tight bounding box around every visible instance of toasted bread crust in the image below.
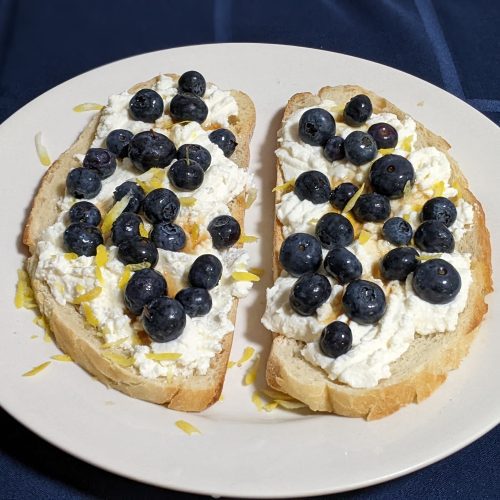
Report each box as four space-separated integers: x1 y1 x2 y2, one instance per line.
266 85 492 419
24 74 256 411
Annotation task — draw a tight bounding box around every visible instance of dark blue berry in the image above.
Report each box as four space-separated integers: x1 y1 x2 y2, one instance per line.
315 213 354 250
83 148 116 179
342 279 386 325
367 122 398 149
290 272 332 316
106 129 134 158
111 212 142 246
298 108 335 146
414 220 454 253
68 201 101 226
209 129 237 157
128 131 176 172
413 258 461 304
66 168 102 199
170 92 208 123
150 222 186 252
324 247 362 284
178 71 206 97
168 159 204 191
207 215 241 249
352 193 391 222
279 233 322 277
142 188 180 224
422 197 457 227
329 182 358 210
343 94 372 126
129 89 164 123
124 268 167 316
380 247 419 281
319 321 352 358
175 287 212 317
113 181 145 213
369 154 414 199
176 143 211 171
323 135 345 161
344 131 377 166
143 297 186 343
117 237 158 267
382 217 413 246
188 254 223 290
294 171 330 204
63 223 103 256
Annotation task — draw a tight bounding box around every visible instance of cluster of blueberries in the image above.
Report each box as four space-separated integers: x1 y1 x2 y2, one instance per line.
280 95 462 359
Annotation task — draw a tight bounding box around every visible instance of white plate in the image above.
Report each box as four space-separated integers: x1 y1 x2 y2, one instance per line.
0 43 498 498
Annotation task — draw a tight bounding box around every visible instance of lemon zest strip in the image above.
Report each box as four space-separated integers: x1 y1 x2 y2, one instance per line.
232 271 260 282
272 178 295 193
23 361 51 377
82 303 100 327
245 187 257 208
139 223 149 238
263 402 279 412
175 420 201 435
251 391 264 411
238 234 258 244
101 337 127 349
64 252 78 261
249 267 264 277
51 354 73 362
358 229 371 245
433 181 446 197
416 254 442 262
118 267 132 290
35 132 51 166
72 286 102 304
401 135 413 152
179 197 197 207
379 148 395 155
101 194 132 235
342 183 365 214
73 102 104 112
102 351 135 367
145 352 182 361
236 346 255 367
244 356 260 386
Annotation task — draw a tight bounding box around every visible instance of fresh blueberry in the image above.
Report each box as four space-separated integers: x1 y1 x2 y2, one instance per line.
294 171 331 204
279 233 322 277
380 247 419 281
176 143 211 171
175 287 212 317
63 222 103 256
106 129 134 158
319 321 352 358
142 188 180 223
117 237 158 267
414 220 455 253
289 272 332 316
124 268 167 316
169 92 208 123
344 131 377 166
111 212 142 246
324 247 362 284
315 213 354 250
343 94 373 127
207 215 241 249
209 129 237 157
352 193 391 222
369 154 414 199
329 182 358 210
188 254 223 290
68 201 101 226
323 135 345 161
82 148 116 179
128 131 176 172
367 122 398 149
129 89 164 123
422 197 457 227
66 168 102 199
382 217 413 246
113 181 145 213
178 70 206 97
168 159 204 191
342 279 386 325
142 297 186 343
298 108 335 146
413 258 461 304
150 222 186 252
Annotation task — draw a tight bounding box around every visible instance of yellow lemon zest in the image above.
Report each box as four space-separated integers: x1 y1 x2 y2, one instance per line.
249 267 264 277
73 102 104 112
175 420 201 435
118 266 132 290
275 399 307 410
402 213 411 222
403 180 413 197
179 197 197 207
95 245 108 267
236 346 255 367
433 181 445 197
452 181 462 199
272 178 295 193
416 254 441 262
95 266 104 285
51 354 73 362
342 183 365 214
251 391 264 411
82 303 100 327
136 168 165 194
263 401 279 412
101 195 132 235
245 187 257 208
64 252 78 261
401 135 413 152
72 286 102 304
412 203 423 212
145 352 182 361
219 394 224 402
379 148 395 155
358 230 371 245
138 222 149 238
244 356 260 386
34 132 51 166
231 271 260 282
227 361 236 368
101 337 127 349
102 351 135 367
23 361 51 377
238 234 258 244
15 269 33 309
127 262 151 272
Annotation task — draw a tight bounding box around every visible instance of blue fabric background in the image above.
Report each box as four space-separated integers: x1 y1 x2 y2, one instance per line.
1 0 498 498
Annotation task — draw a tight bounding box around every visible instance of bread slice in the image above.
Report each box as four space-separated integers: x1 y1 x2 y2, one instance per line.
23 74 255 411
266 85 492 420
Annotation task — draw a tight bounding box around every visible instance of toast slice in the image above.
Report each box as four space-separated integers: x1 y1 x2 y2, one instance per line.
23 74 255 411
265 85 492 419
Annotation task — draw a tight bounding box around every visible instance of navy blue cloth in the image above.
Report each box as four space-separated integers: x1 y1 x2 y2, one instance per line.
1 0 499 497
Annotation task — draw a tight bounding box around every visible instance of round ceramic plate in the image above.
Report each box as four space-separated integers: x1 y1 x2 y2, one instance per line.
1 44 498 498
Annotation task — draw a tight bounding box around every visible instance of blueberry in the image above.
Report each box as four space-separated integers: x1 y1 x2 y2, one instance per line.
279 233 322 277
329 182 358 210
382 217 413 246
113 181 145 213
150 222 186 252
175 287 212 317
82 148 116 179
188 254 223 290
315 213 354 250
342 279 386 325
66 168 102 199
319 321 352 358
294 171 331 204
63 223 103 256
124 268 167 316
290 272 332 316
413 258 461 304
129 89 164 123
352 193 391 222
209 129 237 157
178 70 206 97
168 159 204 191
142 188 180 224
324 247 362 284
176 143 211 171
128 131 176 172
344 131 377 166
369 154 414 199
414 220 455 253
380 247 419 281
111 212 142 246
367 122 398 149
298 108 336 146
117 237 158 267
343 94 373 127
422 197 457 227
68 201 101 226
106 129 134 158
142 297 186 343
323 135 345 161
207 215 241 249
169 92 208 123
